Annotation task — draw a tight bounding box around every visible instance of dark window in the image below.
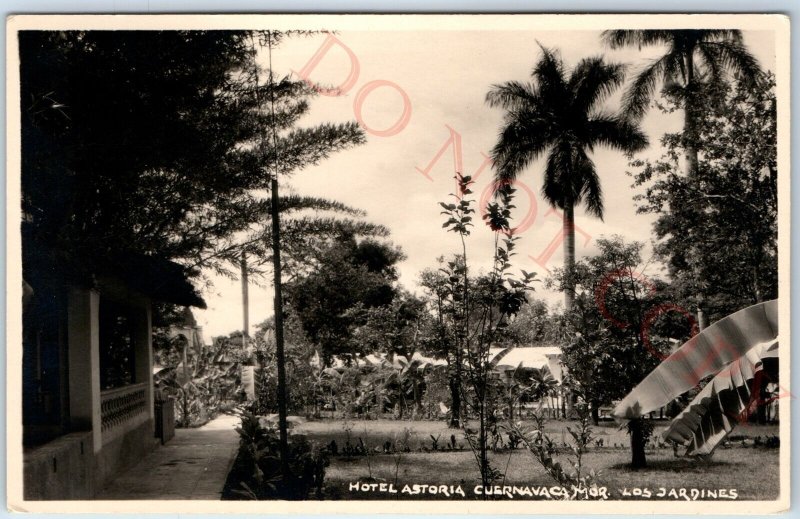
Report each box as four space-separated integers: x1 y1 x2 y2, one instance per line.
99 299 136 389
22 286 68 446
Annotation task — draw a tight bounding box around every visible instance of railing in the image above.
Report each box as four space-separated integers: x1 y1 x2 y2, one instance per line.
100 382 148 441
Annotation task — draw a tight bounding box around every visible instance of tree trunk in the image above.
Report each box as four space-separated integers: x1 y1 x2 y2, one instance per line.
752 370 769 425
412 379 420 418
753 264 763 303
478 399 490 491
629 418 648 469
697 305 707 331
683 50 698 180
449 376 461 428
563 200 576 313
270 175 290 480
590 400 600 426
241 252 249 355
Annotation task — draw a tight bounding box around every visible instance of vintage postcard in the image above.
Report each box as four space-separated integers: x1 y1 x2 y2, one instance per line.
5 13 790 514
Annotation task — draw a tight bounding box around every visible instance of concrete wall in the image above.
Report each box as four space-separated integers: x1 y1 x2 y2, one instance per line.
23 419 157 500
23 431 95 500
94 418 157 491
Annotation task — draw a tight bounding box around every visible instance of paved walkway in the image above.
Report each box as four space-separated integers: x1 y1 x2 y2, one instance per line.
97 414 240 500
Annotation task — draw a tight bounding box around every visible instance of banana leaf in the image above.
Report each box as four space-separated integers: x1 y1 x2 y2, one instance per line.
613 299 778 419
663 338 778 456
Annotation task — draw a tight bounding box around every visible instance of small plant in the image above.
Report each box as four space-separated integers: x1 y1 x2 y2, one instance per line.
399 427 414 453
430 434 441 451
391 427 414 492
511 403 601 497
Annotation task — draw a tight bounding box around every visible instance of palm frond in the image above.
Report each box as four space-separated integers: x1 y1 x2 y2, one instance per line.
574 152 604 220
585 115 649 154
490 115 553 182
532 44 568 101
621 52 682 120
601 30 675 50
663 339 778 456
270 195 366 217
696 40 763 90
485 80 539 110
542 141 574 207
701 29 745 44
274 121 366 174
570 57 627 113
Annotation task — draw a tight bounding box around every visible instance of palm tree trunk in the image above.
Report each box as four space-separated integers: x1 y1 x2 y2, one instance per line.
683 50 699 179
563 200 576 312
683 50 707 331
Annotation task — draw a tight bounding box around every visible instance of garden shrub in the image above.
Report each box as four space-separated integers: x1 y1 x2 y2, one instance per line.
234 406 329 500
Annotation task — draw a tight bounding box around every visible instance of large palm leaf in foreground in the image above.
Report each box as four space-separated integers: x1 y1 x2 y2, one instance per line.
663 338 778 456
486 46 648 311
613 299 778 455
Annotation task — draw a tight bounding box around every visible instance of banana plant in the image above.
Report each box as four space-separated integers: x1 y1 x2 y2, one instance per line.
614 300 779 457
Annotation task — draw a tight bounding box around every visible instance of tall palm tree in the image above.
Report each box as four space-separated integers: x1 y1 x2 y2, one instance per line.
486 46 648 312
602 30 761 178
602 30 762 328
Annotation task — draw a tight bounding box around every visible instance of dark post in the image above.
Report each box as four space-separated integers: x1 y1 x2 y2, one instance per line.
271 174 290 480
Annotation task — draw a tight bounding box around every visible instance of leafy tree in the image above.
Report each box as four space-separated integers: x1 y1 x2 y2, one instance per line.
286 236 405 363
630 75 778 322
20 31 267 277
548 236 682 467
419 261 466 427
236 30 368 480
486 45 648 311
501 299 560 346
349 291 426 361
251 313 317 416
20 30 375 280
434 173 536 488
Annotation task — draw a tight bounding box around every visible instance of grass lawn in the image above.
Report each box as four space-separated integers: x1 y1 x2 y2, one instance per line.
287 418 780 501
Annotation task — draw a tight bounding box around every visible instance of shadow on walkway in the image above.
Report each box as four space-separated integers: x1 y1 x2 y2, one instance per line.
96 414 240 500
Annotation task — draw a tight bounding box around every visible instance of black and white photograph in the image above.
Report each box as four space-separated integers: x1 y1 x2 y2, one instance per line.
6 14 790 514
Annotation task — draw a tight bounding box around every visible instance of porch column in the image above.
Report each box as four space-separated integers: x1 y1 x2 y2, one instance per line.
67 288 102 452
132 304 155 421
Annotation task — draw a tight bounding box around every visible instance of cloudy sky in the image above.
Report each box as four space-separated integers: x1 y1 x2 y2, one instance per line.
194 27 776 340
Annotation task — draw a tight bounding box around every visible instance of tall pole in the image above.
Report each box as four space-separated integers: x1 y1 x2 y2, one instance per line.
271 174 289 476
265 30 290 480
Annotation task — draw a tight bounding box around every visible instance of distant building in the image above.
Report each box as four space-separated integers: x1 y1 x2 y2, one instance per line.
489 345 564 382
